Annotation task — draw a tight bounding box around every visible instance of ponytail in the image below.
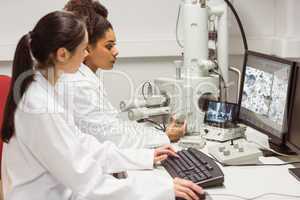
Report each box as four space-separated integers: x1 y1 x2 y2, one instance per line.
1 33 34 143
2 11 86 143
92 1 108 18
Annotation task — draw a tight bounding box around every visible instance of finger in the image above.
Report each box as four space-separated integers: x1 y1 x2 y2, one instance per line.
176 191 193 200
179 179 203 195
156 149 178 157
183 120 187 129
154 155 168 163
176 184 199 200
163 145 180 158
180 121 187 131
162 144 177 153
168 120 177 128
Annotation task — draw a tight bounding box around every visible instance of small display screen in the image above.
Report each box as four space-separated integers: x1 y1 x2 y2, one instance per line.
205 101 239 128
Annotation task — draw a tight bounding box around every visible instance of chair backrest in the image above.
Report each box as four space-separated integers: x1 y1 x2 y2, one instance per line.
0 75 11 169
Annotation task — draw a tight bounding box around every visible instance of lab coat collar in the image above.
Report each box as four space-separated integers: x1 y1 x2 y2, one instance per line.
78 63 100 84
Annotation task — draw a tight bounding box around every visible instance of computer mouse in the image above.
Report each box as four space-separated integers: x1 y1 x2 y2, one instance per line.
199 191 207 200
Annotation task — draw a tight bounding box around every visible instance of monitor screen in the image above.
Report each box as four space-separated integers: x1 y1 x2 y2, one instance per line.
205 100 239 128
238 51 296 145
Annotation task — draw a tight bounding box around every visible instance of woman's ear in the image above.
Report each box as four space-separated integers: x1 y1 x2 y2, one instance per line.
55 47 71 63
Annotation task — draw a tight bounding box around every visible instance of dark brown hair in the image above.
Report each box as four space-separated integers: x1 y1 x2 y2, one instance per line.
1 11 86 142
64 0 113 45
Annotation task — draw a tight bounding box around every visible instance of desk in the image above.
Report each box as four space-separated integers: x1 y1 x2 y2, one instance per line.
129 127 300 200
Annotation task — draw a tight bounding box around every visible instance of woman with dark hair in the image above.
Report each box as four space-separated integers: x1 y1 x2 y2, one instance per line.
63 1 204 200
63 0 186 150
1 11 189 200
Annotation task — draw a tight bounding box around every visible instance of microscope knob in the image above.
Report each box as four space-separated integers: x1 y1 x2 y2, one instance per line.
219 146 226 152
223 150 231 156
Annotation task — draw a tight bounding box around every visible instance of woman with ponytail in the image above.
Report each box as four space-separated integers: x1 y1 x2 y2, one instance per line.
1 10 192 200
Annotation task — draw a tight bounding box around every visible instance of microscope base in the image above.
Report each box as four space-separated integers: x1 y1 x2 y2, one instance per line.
203 124 247 142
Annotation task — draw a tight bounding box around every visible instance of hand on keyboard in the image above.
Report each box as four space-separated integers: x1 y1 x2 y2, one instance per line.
174 177 205 200
154 144 179 165
162 148 224 188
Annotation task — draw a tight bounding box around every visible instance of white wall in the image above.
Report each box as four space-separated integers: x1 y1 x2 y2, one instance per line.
2 0 300 59
0 61 11 75
0 0 299 107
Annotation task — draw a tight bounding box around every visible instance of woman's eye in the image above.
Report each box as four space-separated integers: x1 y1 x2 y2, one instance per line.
106 44 114 50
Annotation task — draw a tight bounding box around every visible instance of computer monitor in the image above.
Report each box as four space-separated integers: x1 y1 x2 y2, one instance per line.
286 63 300 181
238 51 296 146
204 100 239 128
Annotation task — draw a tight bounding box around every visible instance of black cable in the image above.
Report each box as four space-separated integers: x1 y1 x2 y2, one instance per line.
143 118 165 132
223 0 248 51
162 122 166 132
210 68 227 102
176 4 184 48
223 0 248 101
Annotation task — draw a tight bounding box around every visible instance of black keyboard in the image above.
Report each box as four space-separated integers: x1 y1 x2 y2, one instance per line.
161 148 224 188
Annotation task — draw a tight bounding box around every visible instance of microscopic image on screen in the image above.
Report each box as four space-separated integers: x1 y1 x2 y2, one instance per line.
241 67 272 116
269 68 290 124
241 66 290 127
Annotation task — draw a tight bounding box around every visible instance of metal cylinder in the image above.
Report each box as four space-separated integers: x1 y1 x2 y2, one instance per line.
128 107 171 121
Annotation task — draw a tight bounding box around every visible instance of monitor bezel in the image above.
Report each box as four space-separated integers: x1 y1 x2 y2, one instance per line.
286 63 300 155
286 141 300 155
204 100 239 128
237 50 297 146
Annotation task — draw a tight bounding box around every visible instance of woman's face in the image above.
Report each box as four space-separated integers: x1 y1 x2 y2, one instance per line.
56 30 89 74
85 28 119 71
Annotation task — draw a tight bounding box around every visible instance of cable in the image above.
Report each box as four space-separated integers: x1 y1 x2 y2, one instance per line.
143 118 165 132
209 193 300 200
223 0 248 99
211 68 228 102
247 140 296 158
162 122 166 132
223 0 248 51
176 4 184 48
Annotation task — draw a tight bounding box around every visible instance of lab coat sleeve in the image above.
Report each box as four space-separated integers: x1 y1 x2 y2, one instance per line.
77 129 155 172
73 84 170 149
15 111 175 200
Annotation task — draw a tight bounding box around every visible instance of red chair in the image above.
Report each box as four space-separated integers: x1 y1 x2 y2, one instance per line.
0 75 11 170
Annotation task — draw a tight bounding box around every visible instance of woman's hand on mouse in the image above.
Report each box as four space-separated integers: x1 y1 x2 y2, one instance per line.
173 177 205 200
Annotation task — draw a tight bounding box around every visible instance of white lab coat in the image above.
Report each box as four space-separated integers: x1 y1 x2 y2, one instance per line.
2 72 174 200
56 64 170 148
